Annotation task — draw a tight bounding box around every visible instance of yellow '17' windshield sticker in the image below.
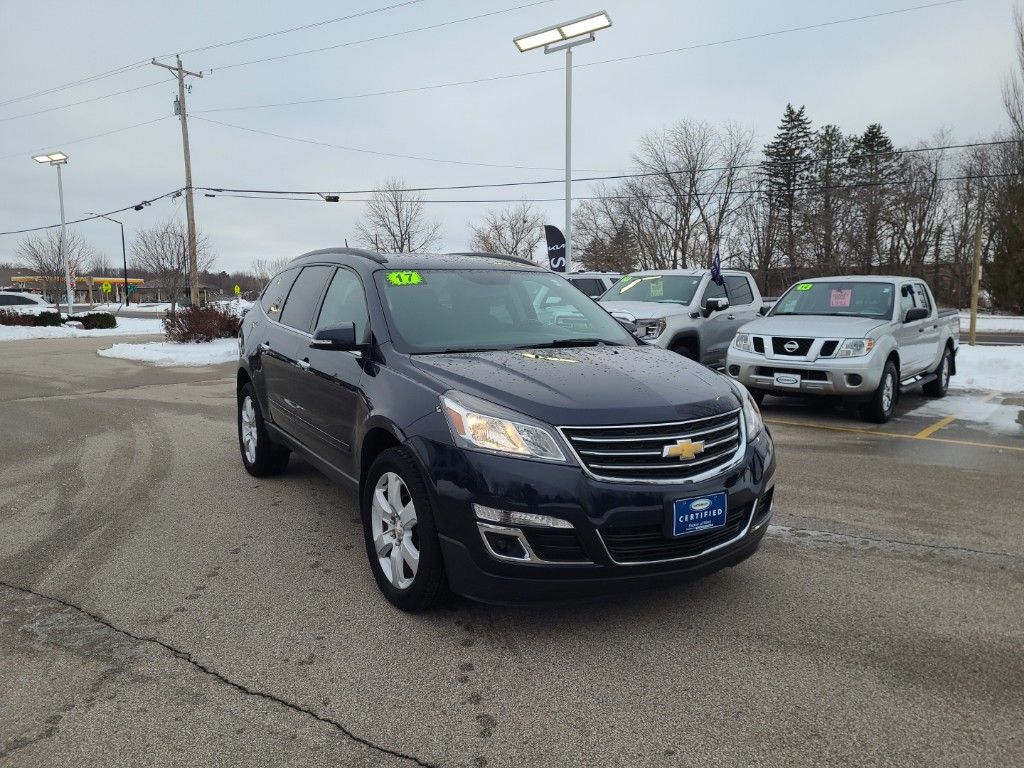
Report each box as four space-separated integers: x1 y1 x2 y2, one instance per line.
387 271 423 286
796 283 814 291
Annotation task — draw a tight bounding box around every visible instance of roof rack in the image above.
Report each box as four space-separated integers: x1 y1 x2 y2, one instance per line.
446 251 538 267
293 247 388 264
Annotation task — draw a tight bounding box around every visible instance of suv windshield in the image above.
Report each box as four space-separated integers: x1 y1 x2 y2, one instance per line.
771 281 895 319
376 269 635 354
601 274 702 305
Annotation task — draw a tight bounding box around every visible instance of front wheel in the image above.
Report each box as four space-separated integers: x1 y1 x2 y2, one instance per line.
859 361 898 424
361 447 447 612
238 383 290 477
922 347 952 398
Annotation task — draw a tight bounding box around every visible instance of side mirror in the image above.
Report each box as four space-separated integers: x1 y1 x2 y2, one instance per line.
615 317 637 335
311 322 360 351
903 307 928 323
758 304 770 316
704 297 729 317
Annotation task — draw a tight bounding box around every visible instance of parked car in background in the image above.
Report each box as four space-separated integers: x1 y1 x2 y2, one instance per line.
599 269 765 368
236 249 775 611
0 291 55 315
564 271 621 299
727 276 959 423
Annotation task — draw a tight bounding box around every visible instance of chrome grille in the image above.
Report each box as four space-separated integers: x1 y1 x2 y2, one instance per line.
559 409 743 482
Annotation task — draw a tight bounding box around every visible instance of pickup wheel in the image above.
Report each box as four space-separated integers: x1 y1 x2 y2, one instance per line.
922 346 952 398
238 383 290 477
670 340 698 361
859 361 898 424
362 447 447 612
749 389 766 406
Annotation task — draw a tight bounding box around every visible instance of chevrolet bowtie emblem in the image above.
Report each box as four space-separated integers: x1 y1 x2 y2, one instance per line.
662 439 705 461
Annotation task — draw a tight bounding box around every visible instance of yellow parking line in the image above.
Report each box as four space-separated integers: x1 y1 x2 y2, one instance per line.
913 391 1001 439
765 416 1024 454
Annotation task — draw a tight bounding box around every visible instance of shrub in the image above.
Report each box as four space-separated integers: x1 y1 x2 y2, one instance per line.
163 305 242 343
69 312 118 330
36 311 64 327
0 309 37 326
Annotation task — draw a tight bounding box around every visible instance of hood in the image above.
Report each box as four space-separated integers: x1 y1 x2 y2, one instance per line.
599 300 693 322
410 345 739 426
741 314 891 338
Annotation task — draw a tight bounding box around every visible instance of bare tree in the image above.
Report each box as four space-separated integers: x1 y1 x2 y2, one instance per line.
88 251 112 276
131 219 214 313
251 256 293 283
468 202 544 261
16 228 93 311
356 178 442 253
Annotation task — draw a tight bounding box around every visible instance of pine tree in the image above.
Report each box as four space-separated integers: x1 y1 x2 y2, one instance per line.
761 104 814 272
808 124 852 273
848 123 899 271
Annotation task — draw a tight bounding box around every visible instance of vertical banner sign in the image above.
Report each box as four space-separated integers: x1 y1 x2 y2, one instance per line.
544 225 566 272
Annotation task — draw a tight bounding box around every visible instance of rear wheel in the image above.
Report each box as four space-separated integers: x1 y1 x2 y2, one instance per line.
238 383 290 477
859 361 898 424
923 346 952 398
361 447 446 612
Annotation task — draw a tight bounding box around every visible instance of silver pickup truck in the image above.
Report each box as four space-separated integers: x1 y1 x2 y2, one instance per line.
726 275 959 423
600 269 765 367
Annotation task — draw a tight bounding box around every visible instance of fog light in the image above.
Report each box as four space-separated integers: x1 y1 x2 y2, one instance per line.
473 503 573 529
846 374 863 387
483 531 528 559
728 365 740 376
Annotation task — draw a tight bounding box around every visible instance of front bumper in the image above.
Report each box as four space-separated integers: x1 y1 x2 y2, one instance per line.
727 347 883 398
405 428 775 603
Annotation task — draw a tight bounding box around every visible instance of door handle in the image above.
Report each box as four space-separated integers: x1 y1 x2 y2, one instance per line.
297 359 311 370
727 314 735 320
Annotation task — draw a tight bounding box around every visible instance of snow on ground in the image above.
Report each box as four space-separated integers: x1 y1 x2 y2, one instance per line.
97 338 238 367
0 317 163 341
951 344 1024 393
958 312 1024 333
210 298 255 317
90 302 173 314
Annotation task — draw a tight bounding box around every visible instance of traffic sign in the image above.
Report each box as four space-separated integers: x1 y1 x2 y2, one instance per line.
233 284 241 296
101 281 112 294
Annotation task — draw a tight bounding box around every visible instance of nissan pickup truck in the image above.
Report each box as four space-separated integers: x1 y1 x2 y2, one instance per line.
599 269 765 368
726 275 959 423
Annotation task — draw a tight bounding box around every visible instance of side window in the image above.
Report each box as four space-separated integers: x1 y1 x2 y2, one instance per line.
899 284 915 319
260 268 299 318
279 265 333 332
724 275 754 306
569 278 603 298
701 279 726 307
912 284 931 312
316 268 369 342
0 296 14 306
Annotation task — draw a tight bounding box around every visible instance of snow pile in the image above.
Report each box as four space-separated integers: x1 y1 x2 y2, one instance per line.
951 344 1024 393
211 298 255 317
958 313 1024 333
97 338 238 367
0 317 163 341
90 302 173 315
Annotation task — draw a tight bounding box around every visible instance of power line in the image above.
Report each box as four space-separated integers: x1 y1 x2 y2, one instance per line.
0 0 425 109
0 80 169 124
197 0 965 114
191 115 620 173
0 116 168 161
0 189 183 236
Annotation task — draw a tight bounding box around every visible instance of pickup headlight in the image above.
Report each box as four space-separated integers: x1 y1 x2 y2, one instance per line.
441 391 567 462
640 318 666 340
836 338 875 358
733 332 754 353
728 380 764 440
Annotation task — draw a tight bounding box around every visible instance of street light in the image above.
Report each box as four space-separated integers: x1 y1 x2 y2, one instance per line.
514 11 612 274
89 213 130 306
32 151 75 315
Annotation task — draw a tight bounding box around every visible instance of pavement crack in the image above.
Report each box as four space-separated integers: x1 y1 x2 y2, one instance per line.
0 580 435 768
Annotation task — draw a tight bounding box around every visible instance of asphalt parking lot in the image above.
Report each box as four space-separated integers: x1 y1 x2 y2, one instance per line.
1 336 1022 767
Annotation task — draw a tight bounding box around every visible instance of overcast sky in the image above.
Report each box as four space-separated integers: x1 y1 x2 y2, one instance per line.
0 0 1016 274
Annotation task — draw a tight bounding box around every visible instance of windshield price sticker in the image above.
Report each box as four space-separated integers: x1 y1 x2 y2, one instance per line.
650 280 664 298
387 271 423 286
830 289 852 307
796 283 814 291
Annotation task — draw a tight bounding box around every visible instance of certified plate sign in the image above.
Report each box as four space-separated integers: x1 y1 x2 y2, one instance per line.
672 492 727 537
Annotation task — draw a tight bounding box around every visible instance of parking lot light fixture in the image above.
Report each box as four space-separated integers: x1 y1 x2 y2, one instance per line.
514 11 612 274
31 151 74 315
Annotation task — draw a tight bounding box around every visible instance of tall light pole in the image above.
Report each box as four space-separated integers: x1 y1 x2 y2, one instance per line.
89 213 130 306
514 11 612 274
32 152 74 315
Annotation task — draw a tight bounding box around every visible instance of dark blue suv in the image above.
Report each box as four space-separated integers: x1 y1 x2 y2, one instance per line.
237 249 775 611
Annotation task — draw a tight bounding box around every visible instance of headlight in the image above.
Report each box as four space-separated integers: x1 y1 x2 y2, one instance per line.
728 380 763 440
640 318 666 340
441 391 567 462
733 332 754 353
836 338 875 358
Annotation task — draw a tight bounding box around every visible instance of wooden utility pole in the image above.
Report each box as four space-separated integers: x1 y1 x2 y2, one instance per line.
152 56 203 306
968 189 987 346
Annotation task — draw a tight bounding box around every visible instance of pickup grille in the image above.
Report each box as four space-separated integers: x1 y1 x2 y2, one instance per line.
600 502 754 563
772 337 814 356
560 410 743 482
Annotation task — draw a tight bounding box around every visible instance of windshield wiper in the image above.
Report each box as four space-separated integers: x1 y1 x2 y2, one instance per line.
512 338 620 349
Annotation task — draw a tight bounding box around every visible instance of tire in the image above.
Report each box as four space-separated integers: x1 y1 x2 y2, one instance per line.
361 447 447 612
922 346 952 398
859 360 899 424
238 382 290 477
671 341 698 361
749 389 766 406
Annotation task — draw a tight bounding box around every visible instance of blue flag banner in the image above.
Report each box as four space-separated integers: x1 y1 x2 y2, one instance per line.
710 249 724 286
544 225 566 272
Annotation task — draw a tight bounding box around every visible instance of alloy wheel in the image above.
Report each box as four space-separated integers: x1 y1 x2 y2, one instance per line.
241 396 257 463
882 373 895 413
370 471 420 590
